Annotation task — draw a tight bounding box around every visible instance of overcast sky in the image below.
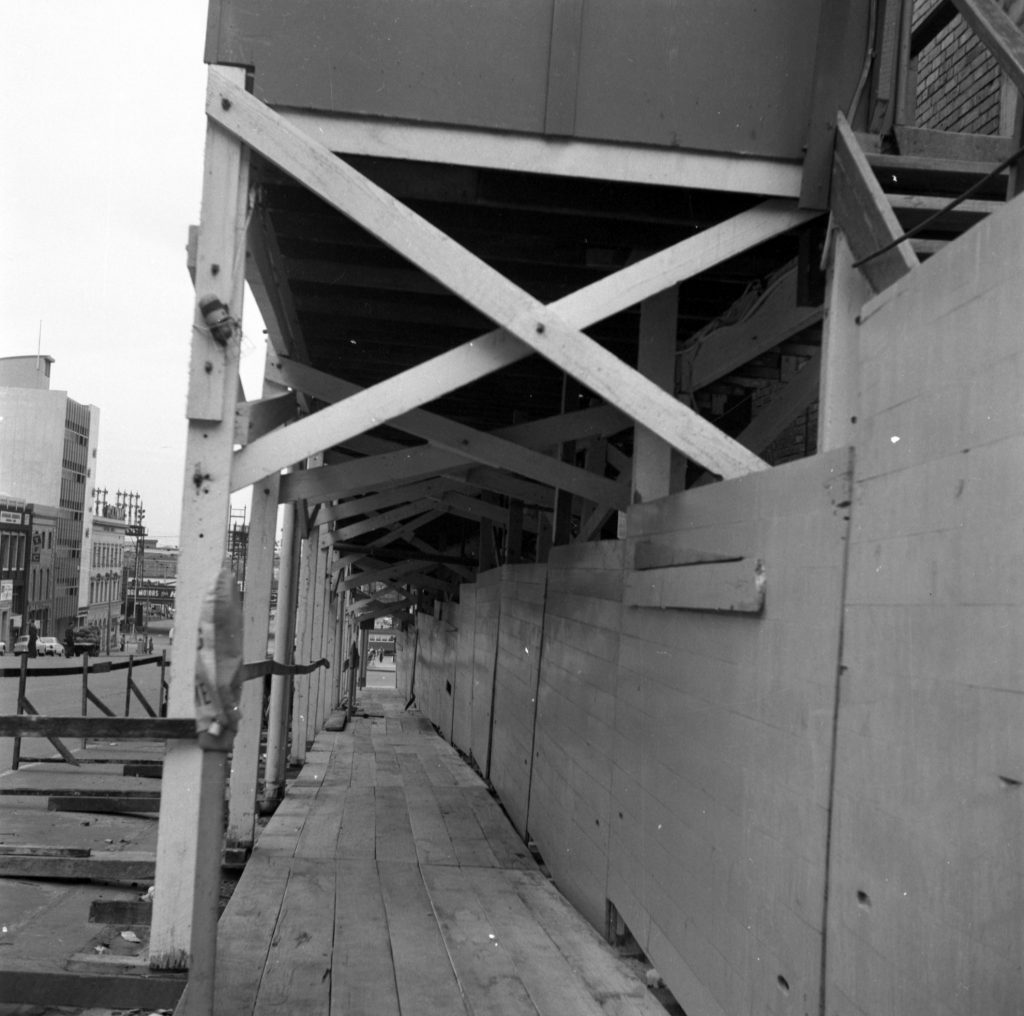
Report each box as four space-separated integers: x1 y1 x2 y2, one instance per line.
1 2 267 543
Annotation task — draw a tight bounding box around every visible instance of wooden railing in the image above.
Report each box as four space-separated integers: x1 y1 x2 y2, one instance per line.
0 655 330 768
1 652 169 769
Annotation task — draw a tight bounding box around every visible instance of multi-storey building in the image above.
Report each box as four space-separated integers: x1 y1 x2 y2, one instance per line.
0 497 30 647
24 503 60 638
0 355 98 634
85 501 129 651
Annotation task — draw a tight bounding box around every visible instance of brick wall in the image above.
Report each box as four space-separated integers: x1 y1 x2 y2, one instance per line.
913 1 1002 133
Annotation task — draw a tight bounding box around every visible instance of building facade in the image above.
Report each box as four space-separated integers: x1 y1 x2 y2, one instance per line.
25 503 60 638
0 355 98 634
85 506 129 652
0 498 30 648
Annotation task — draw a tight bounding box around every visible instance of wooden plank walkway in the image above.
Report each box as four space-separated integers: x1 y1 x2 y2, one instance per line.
177 688 668 1016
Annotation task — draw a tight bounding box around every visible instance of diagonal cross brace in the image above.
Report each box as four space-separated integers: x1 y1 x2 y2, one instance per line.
207 70 818 490
268 358 631 510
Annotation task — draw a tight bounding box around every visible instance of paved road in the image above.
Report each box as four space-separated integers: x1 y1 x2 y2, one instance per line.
0 651 169 774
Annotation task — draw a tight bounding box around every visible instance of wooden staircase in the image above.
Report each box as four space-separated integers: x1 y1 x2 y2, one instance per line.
861 125 1014 261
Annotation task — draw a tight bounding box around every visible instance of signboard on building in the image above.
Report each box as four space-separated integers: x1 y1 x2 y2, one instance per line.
0 510 24 525
0 580 12 603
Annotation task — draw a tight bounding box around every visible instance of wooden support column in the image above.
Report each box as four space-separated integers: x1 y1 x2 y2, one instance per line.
359 625 370 691
225 464 280 853
343 583 358 719
553 374 581 545
311 542 328 730
478 497 499 571
263 500 299 804
818 233 870 450
506 500 524 563
632 287 680 503
150 67 249 977
290 527 313 762
534 509 553 562
332 579 344 709
290 455 322 761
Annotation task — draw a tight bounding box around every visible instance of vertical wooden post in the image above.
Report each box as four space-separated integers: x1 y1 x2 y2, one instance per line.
310 543 327 732
552 374 581 546
187 745 229 1013
149 66 250 977
332 582 344 709
80 656 88 751
478 515 498 571
226 462 281 853
506 500 524 563
344 585 357 721
263 501 299 804
632 287 679 502
359 625 370 690
290 528 313 763
124 657 134 717
12 653 28 770
818 234 869 451
535 510 553 563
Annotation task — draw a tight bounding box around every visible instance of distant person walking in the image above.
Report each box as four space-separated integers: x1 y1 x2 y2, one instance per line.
350 639 362 689
28 628 37 658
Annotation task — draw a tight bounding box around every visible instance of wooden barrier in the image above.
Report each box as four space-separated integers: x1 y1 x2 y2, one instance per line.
0 655 329 767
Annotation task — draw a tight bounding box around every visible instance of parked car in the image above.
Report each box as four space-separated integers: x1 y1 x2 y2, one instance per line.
36 636 65 657
13 636 30 655
0 638 5 654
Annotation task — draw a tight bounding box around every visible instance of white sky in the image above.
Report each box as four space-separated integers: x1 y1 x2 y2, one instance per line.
0 2 267 543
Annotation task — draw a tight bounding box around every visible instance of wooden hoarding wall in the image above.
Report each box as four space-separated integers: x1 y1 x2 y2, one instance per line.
394 627 415 701
488 564 547 839
613 448 852 1016
412 607 459 741
433 450 850 1015
528 540 626 932
469 568 502 777
451 583 477 756
380 194 1024 1010
826 193 1024 1015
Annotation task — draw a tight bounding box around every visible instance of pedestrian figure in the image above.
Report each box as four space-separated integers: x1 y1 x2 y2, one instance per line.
28 628 37 658
350 639 363 689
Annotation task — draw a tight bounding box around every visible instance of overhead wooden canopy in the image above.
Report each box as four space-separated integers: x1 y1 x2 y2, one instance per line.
199 69 828 568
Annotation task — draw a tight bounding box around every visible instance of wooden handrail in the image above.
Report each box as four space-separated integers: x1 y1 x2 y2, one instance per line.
0 716 196 739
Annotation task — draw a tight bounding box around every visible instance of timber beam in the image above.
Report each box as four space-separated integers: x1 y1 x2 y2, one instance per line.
330 542 476 566
679 261 823 395
337 559 434 593
209 71 818 491
233 391 298 446
950 0 1024 96
735 351 822 454
831 113 919 292
267 358 630 509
